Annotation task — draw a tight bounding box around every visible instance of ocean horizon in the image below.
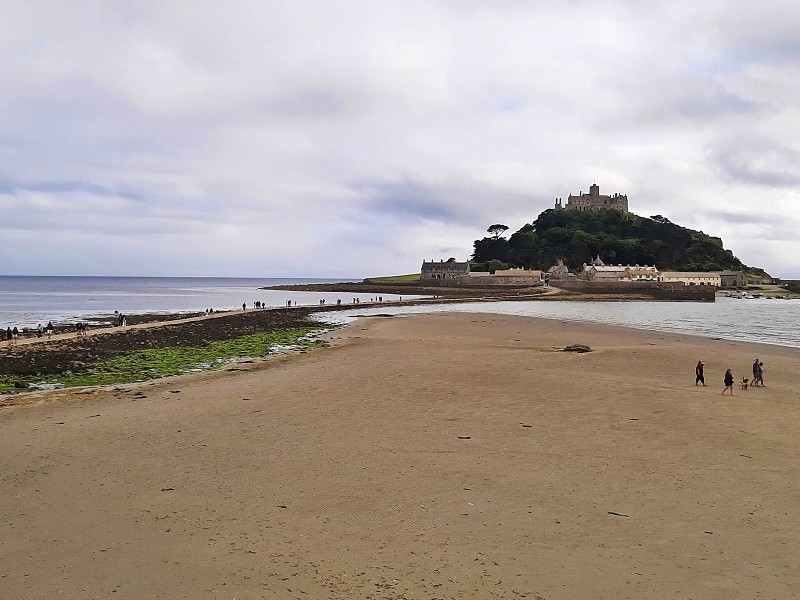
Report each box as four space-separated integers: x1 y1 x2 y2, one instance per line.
0 275 368 330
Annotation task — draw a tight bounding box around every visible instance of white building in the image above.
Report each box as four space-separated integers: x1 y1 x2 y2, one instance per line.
659 271 722 287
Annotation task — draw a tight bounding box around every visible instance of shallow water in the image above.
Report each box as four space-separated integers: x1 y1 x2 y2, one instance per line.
317 296 800 348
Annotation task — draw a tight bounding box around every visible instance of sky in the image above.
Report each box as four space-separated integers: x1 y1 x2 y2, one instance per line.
1 1 799 278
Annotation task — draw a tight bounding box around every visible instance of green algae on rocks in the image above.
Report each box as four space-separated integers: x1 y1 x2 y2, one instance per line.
0 326 325 394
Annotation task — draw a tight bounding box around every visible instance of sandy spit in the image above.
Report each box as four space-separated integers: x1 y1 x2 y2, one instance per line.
1 313 799 599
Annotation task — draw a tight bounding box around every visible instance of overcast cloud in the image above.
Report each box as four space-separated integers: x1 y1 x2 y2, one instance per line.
1 0 799 277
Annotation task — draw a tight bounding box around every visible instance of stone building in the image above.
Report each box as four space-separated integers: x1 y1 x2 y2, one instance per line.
490 268 544 284
420 259 470 280
554 183 629 214
546 259 571 281
659 271 721 287
717 271 745 288
581 259 659 282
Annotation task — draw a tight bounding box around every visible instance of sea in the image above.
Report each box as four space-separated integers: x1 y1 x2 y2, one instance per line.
1 276 798 348
0 276 402 330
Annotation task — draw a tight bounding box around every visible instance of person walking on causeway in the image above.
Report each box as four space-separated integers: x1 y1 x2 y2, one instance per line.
695 361 705 386
722 369 735 396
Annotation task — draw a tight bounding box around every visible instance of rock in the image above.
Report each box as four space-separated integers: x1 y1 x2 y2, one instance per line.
563 344 592 353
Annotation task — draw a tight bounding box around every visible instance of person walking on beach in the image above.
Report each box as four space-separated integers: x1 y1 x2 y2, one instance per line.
722 369 735 395
758 361 765 387
695 361 705 386
752 358 760 386
12 326 19 344
46 321 54 338
6 327 12 348
37 323 43 338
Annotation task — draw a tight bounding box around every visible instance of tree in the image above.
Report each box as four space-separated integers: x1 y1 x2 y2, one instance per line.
472 237 511 263
484 259 511 273
487 224 509 239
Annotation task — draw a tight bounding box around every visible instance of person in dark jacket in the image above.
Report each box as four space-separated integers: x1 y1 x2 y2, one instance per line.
722 369 735 395
695 361 705 386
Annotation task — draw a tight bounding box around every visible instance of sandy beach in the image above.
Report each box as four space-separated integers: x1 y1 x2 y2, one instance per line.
2 312 799 599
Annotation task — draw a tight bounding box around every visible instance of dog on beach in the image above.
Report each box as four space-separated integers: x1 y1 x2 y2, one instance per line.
741 377 749 390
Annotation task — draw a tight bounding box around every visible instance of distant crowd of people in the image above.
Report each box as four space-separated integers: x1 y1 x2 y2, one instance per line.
5 321 56 348
5 326 19 348
3 294 414 350
277 296 402 308
4 311 133 349
695 358 766 396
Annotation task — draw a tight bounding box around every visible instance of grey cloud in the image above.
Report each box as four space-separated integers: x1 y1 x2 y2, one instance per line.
353 180 461 223
712 2 800 64
350 178 541 231
705 211 799 242
264 89 350 120
704 211 784 226
665 87 755 120
0 181 143 200
712 143 800 188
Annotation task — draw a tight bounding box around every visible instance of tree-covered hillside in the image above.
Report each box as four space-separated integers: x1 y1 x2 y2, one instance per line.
472 209 768 275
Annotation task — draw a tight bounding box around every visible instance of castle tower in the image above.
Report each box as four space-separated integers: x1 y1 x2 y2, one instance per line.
589 183 599 196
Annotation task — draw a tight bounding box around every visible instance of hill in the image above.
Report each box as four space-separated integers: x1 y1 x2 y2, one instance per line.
472 209 769 276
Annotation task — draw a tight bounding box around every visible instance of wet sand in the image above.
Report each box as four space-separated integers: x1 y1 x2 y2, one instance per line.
1 313 799 599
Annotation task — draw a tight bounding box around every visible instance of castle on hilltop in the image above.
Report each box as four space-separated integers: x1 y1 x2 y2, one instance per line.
554 183 629 214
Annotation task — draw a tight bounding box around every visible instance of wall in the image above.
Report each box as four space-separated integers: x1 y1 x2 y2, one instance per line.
554 280 716 301
479 276 542 285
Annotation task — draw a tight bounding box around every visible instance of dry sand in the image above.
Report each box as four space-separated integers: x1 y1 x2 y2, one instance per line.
2 313 799 599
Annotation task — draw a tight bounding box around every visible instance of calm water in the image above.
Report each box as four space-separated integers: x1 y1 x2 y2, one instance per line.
0 276 414 329
318 297 800 348
4 277 798 348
